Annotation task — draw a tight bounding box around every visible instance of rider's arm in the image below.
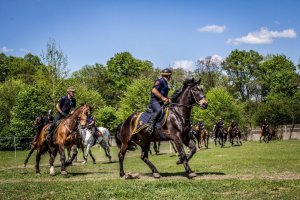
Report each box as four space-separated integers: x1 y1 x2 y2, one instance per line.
151 87 170 103
55 103 64 115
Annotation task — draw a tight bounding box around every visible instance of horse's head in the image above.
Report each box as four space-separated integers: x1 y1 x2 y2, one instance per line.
77 104 90 127
188 78 208 109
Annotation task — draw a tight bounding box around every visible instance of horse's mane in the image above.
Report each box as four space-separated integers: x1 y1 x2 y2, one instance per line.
171 78 195 102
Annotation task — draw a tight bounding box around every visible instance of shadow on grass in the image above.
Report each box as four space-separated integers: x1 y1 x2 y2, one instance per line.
68 171 114 176
197 172 226 176
102 161 118 164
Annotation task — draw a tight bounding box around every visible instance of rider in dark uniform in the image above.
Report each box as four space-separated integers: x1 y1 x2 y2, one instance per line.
198 121 205 130
214 118 224 133
147 68 172 135
46 86 76 142
86 107 100 139
261 118 269 131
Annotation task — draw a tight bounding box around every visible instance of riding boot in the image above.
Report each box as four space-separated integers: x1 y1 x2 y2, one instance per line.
46 123 54 142
155 125 165 139
147 113 158 134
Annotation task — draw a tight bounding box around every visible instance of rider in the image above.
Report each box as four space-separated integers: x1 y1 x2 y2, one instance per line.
214 118 224 133
261 118 269 131
46 86 76 142
198 121 205 130
229 119 237 132
86 107 100 139
147 68 172 136
32 110 53 145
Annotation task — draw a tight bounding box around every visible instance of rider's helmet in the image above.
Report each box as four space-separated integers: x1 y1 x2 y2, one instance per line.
161 68 172 76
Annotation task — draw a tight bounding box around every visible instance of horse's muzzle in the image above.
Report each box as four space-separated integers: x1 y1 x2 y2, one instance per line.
201 102 208 109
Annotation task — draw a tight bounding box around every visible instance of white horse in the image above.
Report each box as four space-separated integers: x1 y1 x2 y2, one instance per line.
80 126 112 164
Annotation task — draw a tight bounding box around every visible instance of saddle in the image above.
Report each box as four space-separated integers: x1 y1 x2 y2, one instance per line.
132 107 169 135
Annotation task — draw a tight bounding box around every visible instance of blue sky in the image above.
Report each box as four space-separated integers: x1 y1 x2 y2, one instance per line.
1 0 299 72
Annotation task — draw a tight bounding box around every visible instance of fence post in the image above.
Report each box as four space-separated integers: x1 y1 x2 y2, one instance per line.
14 135 17 162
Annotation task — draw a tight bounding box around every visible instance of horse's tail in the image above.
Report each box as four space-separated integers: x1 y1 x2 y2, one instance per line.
115 122 123 149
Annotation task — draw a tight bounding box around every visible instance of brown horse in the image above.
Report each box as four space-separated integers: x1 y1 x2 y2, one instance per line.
115 78 208 179
195 126 209 149
228 126 242 146
30 104 90 175
260 125 275 143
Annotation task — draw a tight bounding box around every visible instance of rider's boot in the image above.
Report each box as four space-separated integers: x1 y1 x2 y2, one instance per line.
147 113 158 134
155 125 165 139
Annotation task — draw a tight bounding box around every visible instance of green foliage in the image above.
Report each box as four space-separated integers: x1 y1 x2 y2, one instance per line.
94 106 117 132
223 49 263 101
106 52 153 105
116 77 153 122
9 86 50 149
192 87 245 130
0 79 26 135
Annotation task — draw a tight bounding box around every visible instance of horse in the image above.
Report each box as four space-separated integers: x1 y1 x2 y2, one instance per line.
195 126 209 149
260 125 275 143
77 126 112 164
150 141 161 155
214 124 227 148
228 126 242 146
24 115 51 167
32 104 90 176
115 78 208 179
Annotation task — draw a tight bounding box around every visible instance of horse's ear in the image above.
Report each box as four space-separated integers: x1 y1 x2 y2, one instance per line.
197 78 202 84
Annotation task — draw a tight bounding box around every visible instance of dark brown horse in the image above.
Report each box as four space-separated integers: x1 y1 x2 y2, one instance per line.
260 125 275 143
228 126 242 146
115 78 208 179
29 104 90 175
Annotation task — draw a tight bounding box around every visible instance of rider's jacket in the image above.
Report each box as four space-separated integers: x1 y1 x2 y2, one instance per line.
58 96 76 114
150 77 170 102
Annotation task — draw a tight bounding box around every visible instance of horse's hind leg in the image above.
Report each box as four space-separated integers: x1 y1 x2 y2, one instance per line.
88 149 96 164
58 145 67 175
118 143 128 177
183 137 196 162
140 143 160 178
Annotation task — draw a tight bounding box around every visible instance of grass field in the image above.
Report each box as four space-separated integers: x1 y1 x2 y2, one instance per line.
0 140 299 199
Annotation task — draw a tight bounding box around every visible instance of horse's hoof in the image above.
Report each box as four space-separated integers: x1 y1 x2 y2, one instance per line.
36 172 41 176
153 173 161 179
82 161 87 164
61 171 68 176
49 166 55 176
120 172 125 178
176 160 183 165
188 172 197 178
93 161 96 164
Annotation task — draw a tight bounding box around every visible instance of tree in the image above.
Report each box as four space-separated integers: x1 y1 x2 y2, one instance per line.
9 86 50 149
192 87 245 131
195 55 223 90
41 38 69 105
222 50 263 101
116 77 153 122
106 52 153 105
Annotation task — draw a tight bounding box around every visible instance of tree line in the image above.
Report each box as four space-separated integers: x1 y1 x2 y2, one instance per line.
0 39 299 149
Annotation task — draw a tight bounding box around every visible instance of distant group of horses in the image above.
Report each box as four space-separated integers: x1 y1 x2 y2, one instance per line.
23 78 275 179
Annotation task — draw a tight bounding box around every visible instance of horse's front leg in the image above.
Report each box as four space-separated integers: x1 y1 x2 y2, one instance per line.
140 142 160 178
83 144 91 164
88 148 96 164
58 144 67 175
183 137 197 162
66 145 78 166
172 136 196 178
118 142 128 177
49 147 58 176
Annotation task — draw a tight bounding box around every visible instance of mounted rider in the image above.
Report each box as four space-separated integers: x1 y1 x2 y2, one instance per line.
214 118 224 133
198 121 205 130
147 68 172 136
46 86 76 142
228 119 237 132
261 118 269 132
86 107 102 140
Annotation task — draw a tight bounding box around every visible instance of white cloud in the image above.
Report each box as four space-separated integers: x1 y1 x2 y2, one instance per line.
197 25 226 33
0 46 14 52
227 27 297 45
173 60 195 71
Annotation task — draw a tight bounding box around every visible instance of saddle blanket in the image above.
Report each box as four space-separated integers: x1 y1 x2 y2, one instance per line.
132 108 169 135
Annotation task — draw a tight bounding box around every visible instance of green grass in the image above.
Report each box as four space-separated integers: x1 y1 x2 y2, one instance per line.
0 140 300 199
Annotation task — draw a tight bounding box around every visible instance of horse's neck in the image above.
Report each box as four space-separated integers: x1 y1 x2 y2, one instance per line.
174 90 192 127
66 109 81 129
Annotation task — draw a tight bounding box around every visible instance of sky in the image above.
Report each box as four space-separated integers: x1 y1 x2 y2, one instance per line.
0 0 299 73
